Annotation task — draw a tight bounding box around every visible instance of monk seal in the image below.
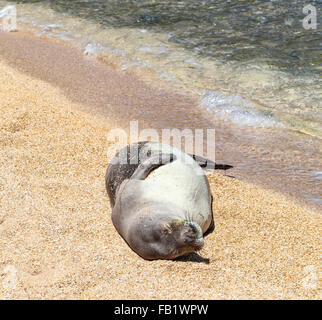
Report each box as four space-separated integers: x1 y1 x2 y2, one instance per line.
105 141 229 260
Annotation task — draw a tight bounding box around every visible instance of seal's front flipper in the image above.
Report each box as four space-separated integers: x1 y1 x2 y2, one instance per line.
131 153 176 180
189 154 233 170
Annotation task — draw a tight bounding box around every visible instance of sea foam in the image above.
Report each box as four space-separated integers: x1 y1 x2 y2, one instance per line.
200 91 278 128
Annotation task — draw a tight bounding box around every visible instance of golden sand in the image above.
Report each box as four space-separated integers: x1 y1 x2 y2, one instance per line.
0 59 321 299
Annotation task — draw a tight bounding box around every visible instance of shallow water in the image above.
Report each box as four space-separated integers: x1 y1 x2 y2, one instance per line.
1 0 321 135
0 0 321 208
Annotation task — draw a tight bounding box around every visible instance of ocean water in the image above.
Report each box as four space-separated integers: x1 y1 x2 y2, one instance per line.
0 0 321 135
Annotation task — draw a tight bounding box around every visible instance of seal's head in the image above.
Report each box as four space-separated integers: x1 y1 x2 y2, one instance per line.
129 215 204 260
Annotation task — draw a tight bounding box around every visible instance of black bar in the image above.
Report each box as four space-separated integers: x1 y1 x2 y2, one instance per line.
0 300 318 319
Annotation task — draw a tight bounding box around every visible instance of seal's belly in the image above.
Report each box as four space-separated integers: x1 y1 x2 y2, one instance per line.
143 158 211 231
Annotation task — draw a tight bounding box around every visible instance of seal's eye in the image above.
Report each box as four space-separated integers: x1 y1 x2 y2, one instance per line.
153 224 170 241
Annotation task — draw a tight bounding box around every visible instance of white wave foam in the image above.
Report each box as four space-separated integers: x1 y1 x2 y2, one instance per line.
83 42 126 58
200 91 278 128
84 43 101 57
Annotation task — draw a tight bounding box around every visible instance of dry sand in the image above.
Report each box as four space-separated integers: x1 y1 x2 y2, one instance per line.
0 59 321 299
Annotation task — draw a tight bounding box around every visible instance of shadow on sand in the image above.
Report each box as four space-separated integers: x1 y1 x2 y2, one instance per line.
174 252 210 264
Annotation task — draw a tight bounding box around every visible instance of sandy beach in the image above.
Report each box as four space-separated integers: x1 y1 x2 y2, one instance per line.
0 54 321 299
1 31 321 211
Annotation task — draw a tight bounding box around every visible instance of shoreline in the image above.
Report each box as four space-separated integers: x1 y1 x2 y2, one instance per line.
1 0 321 138
0 58 321 299
0 30 321 211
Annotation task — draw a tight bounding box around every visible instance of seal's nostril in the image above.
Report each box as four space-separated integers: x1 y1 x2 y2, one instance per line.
186 222 202 238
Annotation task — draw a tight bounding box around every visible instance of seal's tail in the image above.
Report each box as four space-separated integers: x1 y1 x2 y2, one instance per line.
189 154 233 170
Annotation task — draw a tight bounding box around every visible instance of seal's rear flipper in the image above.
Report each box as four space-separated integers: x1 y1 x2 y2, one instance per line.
131 153 176 180
189 154 233 170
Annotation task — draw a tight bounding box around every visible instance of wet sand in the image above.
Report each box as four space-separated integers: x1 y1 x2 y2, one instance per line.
0 31 321 210
0 58 321 299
